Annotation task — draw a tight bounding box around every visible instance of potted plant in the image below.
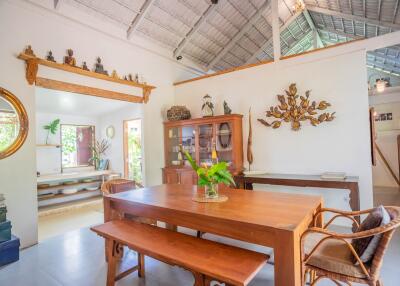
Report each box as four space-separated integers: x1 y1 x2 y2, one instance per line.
43 119 60 144
184 151 235 199
89 139 110 170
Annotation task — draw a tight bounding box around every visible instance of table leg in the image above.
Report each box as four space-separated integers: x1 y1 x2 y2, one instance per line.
274 231 302 286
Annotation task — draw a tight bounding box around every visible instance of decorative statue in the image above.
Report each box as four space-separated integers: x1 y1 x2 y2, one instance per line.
24 45 36 57
128 74 133 81
223 101 232 115
64 49 76 66
94 57 108 75
46 51 55 62
135 73 139 83
123 75 128 80
247 108 254 171
82 61 89 71
201 94 214 117
111 70 119 79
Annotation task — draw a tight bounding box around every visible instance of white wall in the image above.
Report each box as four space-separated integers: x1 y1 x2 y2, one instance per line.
175 50 374 215
0 0 197 247
99 104 143 178
36 112 100 175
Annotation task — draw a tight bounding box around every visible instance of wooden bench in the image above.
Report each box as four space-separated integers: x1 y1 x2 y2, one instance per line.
91 220 268 286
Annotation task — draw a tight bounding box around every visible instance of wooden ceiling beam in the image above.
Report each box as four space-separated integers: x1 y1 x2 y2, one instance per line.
245 10 303 64
206 0 271 70
173 2 218 58
303 9 324 48
306 5 400 30
127 0 156 40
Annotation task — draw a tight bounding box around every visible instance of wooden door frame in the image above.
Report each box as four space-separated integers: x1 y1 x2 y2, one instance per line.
123 118 143 180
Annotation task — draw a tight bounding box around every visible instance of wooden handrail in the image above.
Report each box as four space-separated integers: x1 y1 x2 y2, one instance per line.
376 144 400 186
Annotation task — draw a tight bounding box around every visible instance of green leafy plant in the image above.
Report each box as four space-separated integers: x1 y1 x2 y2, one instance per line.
184 151 235 190
89 139 110 169
43 119 60 144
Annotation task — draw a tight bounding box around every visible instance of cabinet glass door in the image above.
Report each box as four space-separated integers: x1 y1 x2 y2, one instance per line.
216 122 233 165
198 124 214 166
181 126 195 166
166 127 180 166
166 126 195 167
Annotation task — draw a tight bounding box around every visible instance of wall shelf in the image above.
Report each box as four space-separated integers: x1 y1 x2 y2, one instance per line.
37 189 101 201
36 144 61 148
37 180 101 191
17 52 155 103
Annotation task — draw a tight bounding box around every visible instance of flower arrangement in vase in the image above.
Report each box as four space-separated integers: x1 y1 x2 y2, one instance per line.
184 151 235 199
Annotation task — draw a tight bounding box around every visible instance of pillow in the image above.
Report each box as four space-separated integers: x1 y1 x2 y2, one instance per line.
351 206 391 264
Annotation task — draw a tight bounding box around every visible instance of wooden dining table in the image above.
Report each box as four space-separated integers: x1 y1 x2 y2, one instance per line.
103 184 323 286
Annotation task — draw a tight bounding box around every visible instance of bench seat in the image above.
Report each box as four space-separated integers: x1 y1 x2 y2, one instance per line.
91 220 268 286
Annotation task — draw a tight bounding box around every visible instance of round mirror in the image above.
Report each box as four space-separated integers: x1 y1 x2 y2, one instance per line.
106 125 115 139
0 87 29 159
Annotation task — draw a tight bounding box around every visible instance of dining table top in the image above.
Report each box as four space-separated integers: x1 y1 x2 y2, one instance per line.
106 184 322 232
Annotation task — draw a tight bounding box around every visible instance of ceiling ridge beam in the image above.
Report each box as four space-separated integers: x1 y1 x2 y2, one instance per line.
173 3 218 58
206 0 271 70
127 0 156 40
303 9 324 48
306 5 400 30
245 10 303 64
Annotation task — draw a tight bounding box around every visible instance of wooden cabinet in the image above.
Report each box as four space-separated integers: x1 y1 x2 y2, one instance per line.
162 114 243 185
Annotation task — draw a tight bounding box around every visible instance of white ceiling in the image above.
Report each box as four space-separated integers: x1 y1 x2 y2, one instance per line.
35 87 135 117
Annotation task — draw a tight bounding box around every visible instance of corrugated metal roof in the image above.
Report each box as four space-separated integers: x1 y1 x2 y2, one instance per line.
63 0 399 80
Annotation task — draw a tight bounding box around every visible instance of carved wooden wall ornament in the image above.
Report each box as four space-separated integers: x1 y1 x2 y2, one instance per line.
258 83 335 131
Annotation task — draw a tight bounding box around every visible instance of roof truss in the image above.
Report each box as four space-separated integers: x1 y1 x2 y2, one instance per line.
127 0 155 40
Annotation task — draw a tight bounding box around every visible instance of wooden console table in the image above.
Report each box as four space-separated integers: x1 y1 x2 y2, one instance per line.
235 173 360 226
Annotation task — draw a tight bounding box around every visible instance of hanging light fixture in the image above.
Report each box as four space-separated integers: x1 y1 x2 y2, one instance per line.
375 79 386 93
293 0 305 13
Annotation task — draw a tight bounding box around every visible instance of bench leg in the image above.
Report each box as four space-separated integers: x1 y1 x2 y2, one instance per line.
106 239 118 286
138 253 145 278
193 272 205 286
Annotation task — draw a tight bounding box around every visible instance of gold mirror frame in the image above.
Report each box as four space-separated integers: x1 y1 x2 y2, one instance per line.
0 87 29 159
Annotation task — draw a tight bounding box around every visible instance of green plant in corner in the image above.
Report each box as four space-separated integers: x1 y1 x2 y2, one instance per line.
43 119 60 144
89 139 110 170
184 151 235 198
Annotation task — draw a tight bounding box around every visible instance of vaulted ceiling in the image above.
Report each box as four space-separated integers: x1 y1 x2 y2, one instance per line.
61 0 399 78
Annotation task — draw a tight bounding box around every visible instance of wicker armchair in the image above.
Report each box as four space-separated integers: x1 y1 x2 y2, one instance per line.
301 206 400 286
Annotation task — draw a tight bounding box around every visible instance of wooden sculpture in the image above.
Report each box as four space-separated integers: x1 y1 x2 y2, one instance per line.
258 83 335 131
247 108 254 170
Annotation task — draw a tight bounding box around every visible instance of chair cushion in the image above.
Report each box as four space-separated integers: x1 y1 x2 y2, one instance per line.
352 206 391 263
305 233 368 279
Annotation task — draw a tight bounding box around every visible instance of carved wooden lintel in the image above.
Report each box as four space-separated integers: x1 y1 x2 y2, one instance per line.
25 58 38 85
17 49 155 103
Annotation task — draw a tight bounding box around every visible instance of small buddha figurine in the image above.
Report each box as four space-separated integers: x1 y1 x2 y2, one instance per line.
111 70 119 79
94 57 108 75
24 45 36 57
46 51 55 62
82 61 89 71
64 49 76 66
135 73 139 83
128 74 133 81
123 75 128 80
223 100 232 115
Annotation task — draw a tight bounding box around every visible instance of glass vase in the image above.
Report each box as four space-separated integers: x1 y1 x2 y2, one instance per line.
205 183 219 199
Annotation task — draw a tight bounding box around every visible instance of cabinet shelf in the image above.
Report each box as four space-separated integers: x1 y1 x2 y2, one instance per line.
37 180 101 191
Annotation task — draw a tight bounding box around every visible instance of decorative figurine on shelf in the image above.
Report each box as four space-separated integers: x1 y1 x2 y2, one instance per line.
82 61 89 71
135 73 139 83
64 49 76 66
24 45 36 57
94 57 108 75
123 75 128 80
46 51 55 62
111 70 119 79
128 74 133 81
223 101 232 115
201 94 214 117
